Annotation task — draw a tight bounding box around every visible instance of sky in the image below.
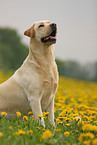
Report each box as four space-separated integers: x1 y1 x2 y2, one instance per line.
0 0 97 63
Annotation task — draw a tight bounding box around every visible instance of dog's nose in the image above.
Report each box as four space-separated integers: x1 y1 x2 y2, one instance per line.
50 23 56 30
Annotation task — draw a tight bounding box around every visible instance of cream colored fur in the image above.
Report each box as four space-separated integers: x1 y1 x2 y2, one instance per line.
0 20 58 127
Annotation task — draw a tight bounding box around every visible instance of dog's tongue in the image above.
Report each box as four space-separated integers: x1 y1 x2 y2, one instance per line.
44 36 49 40
44 36 55 40
49 36 55 39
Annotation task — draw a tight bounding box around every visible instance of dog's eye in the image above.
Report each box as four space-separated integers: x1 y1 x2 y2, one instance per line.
39 24 44 28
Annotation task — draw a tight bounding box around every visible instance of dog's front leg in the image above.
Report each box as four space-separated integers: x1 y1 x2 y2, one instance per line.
46 98 55 126
30 98 45 127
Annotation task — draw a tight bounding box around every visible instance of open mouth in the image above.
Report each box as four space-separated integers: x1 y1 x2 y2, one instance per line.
41 29 57 44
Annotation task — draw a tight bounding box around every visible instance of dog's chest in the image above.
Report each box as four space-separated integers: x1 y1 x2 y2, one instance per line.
41 66 58 110
42 65 58 93
43 77 57 95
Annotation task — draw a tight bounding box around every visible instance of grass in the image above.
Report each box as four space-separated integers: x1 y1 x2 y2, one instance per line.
0 72 97 145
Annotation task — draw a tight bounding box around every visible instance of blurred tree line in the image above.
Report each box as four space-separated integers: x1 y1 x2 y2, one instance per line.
0 27 97 82
0 28 28 70
56 59 97 82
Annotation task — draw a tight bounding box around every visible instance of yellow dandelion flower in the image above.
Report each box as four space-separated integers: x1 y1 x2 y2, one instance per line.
75 130 78 133
37 127 41 130
64 131 70 137
78 121 84 126
42 128 45 131
16 111 21 117
83 140 91 145
15 130 26 135
59 117 66 120
65 118 72 122
43 112 49 116
0 132 3 137
38 115 43 118
28 111 33 115
43 116 47 119
9 126 12 130
32 115 35 120
23 116 28 121
79 134 84 142
65 124 70 126
92 138 97 145
55 129 62 132
18 126 20 128
91 125 97 132
40 129 52 142
82 124 97 132
58 121 63 124
82 124 91 131
56 118 61 122
27 130 33 135
94 121 97 124
1 112 7 116
79 133 94 143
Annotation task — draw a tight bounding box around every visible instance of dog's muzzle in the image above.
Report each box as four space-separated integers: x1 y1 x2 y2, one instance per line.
41 23 57 44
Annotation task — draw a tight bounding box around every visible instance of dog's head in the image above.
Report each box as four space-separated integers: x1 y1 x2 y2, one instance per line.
24 20 57 45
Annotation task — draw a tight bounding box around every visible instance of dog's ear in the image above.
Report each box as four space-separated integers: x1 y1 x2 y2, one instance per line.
24 25 34 37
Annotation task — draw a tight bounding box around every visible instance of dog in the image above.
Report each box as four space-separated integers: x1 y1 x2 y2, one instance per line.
0 20 59 127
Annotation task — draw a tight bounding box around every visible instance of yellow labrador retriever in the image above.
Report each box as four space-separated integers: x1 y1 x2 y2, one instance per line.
0 20 58 127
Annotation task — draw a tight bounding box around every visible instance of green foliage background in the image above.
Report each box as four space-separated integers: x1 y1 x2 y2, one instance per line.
0 27 97 82
0 28 28 70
